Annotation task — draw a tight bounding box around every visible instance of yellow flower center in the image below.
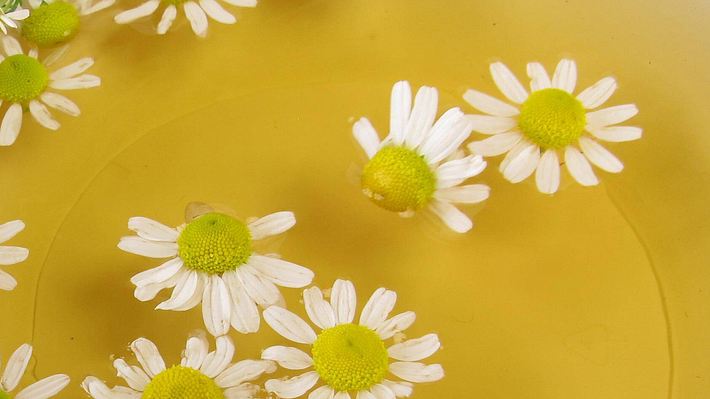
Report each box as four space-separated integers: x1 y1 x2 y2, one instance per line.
0 54 48 103
0 389 12 399
361 145 436 213
518 88 586 149
142 366 224 399
311 323 389 392
177 212 252 274
22 1 80 47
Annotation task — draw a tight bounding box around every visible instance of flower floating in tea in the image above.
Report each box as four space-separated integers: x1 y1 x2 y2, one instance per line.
22 0 115 46
0 219 28 290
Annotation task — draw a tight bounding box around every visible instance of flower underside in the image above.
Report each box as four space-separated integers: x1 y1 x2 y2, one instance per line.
312 323 389 392
518 88 586 149
142 366 225 399
0 54 49 103
177 212 252 274
361 145 436 213
22 1 80 47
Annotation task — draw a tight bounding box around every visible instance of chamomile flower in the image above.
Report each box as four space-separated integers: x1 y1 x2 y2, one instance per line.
82 333 277 399
0 220 28 291
464 59 642 194
262 279 443 399
0 1 29 36
23 0 115 46
118 208 314 337
0 344 70 399
0 36 100 146
353 81 490 234
113 0 256 38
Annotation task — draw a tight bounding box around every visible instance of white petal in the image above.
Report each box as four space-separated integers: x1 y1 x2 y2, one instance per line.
15 374 69 399
576 77 617 109
585 104 638 128
375 312 415 339
200 0 235 23
2 36 22 56
156 270 205 311
81 377 132 399
578 136 623 173
462 89 518 117
247 211 295 240
264 372 319 399
114 0 159 24
499 140 531 172
42 45 68 67
0 103 23 146
113 359 150 391
418 107 465 157
200 335 235 378
220 0 256 5
370 384 395 399
261 346 312 370
357 391 376 399
428 200 472 233
309 385 335 399
490 62 528 103
40 92 80 116
249 255 313 288
156 5 177 34
80 0 116 15
435 155 487 189
29 100 60 130
303 286 336 329
224 383 260 399
353 117 381 159
128 217 179 242
435 184 490 204
389 362 444 383
330 279 356 324
0 220 24 244
118 236 178 258
587 126 642 142
467 131 522 157
388 334 440 361
134 268 185 302
0 269 17 290
5 9 29 20
50 74 101 90
501 143 540 183
222 271 260 334
467 115 517 135
389 81 411 145
202 275 232 337
551 59 577 93
1 16 16 30
564 146 599 186
216 359 277 388
181 334 209 370
236 265 281 306
130 338 165 377
263 306 317 344
526 62 551 91
50 57 94 80
535 149 560 194
0 246 28 265
420 115 473 163
359 288 397 329
404 86 438 148
382 380 413 398
184 1 209 37
1 344 32 392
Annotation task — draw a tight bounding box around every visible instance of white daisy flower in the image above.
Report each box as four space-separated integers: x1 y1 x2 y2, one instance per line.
118 207 314 337
0 219 29 291
464 59 642 194
113 0 256 38
82 333 277 399
0 5 29 35
0 343 70 399
353 80 490 233
262 279 444 399
0 36 100 146
22 0 114 46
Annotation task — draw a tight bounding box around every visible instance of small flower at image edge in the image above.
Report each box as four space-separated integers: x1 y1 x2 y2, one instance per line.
22 0 116 47
0 219 28 291
353 81 490 234
118 208 314 336
0 36 100 146
464 59 642 194
0 3 29 36
262 279 443 399
114 0 257 38
0 344 70 399
82 333 276 399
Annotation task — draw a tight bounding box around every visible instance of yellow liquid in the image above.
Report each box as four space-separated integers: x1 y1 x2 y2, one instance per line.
0 1 707 398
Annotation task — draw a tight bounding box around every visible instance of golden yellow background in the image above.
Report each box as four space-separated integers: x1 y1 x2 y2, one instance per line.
0 0 708 398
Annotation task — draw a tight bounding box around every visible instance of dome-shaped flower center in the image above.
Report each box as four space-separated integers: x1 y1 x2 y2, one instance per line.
142 366 224 399
177 212 252 274
361 145 436 213
0 54 48 103
0 389 12 399
311 323 389 392
22 1 80 47
518 88 586 149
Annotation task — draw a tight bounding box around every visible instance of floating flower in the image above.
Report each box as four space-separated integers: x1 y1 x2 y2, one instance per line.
23 0 115 46
0 0 29 36
118 206 314 336
0 344 70 398
0 219 28 291
353 81 490 233
464 59 642 194
113 0 256 38
262 279 443 399
0 36 100 146
82 333 276 399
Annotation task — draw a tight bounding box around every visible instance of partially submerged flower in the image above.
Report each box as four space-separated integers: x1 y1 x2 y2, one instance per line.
262 279 444 399
114 0 256 37
353 80 490 233
465 59 642 194
23 0 115 46
0 344 70 399
0 219 28 291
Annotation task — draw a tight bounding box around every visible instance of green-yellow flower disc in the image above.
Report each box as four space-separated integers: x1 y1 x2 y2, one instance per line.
518 88 586 150
142 366 225 399
22 1 80 47
0 54 48 103
361 145 436 213
0 389 12 399
177 212 252 274
311 323 389 392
